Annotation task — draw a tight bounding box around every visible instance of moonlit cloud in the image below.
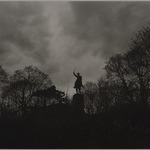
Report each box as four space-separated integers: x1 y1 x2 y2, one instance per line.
0 1 150 95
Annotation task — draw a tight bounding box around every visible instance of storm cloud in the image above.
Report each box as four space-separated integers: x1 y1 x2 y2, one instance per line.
0 1 150 94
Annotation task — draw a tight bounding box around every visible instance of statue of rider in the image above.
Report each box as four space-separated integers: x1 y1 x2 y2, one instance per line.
73 70 84 93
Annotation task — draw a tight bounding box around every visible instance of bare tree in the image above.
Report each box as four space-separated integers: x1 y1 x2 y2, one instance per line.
0 66 8 84
2 65 52 116
0 66 9 118
105 54 134 104
124 25 150 107
104 24 150 108
83 82 99 114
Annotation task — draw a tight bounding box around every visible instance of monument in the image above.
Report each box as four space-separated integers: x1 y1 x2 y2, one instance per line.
72 70 84 114
73 70 84 93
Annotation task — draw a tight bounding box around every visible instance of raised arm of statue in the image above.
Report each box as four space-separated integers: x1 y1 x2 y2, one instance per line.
73 72 77 77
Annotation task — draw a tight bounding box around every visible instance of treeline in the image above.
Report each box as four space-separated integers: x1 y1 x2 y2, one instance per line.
84 24 150 115
0 65 69 118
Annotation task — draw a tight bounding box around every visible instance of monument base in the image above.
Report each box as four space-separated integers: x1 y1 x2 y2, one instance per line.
72 94 84 114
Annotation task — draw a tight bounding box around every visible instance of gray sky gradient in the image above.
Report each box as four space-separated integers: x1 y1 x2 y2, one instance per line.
0 1 150 95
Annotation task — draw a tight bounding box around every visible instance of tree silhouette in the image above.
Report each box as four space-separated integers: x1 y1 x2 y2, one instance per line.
105 54 134 104
0 66 9 118
125 25 150 107
83 82 99 114
33 85 67 106
0 66 8 84
104 24 150 108
2 65 52 116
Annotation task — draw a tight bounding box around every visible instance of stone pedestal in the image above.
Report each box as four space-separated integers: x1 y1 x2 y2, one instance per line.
72 94 84 114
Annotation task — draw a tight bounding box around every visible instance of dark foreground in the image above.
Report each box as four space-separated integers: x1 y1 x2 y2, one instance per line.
0 104 150 149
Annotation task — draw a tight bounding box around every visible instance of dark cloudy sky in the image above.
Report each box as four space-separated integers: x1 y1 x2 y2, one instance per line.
0 1 150 95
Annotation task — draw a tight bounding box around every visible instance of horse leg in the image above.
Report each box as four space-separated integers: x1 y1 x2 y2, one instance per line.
79 87 81 93
76 88 78 93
